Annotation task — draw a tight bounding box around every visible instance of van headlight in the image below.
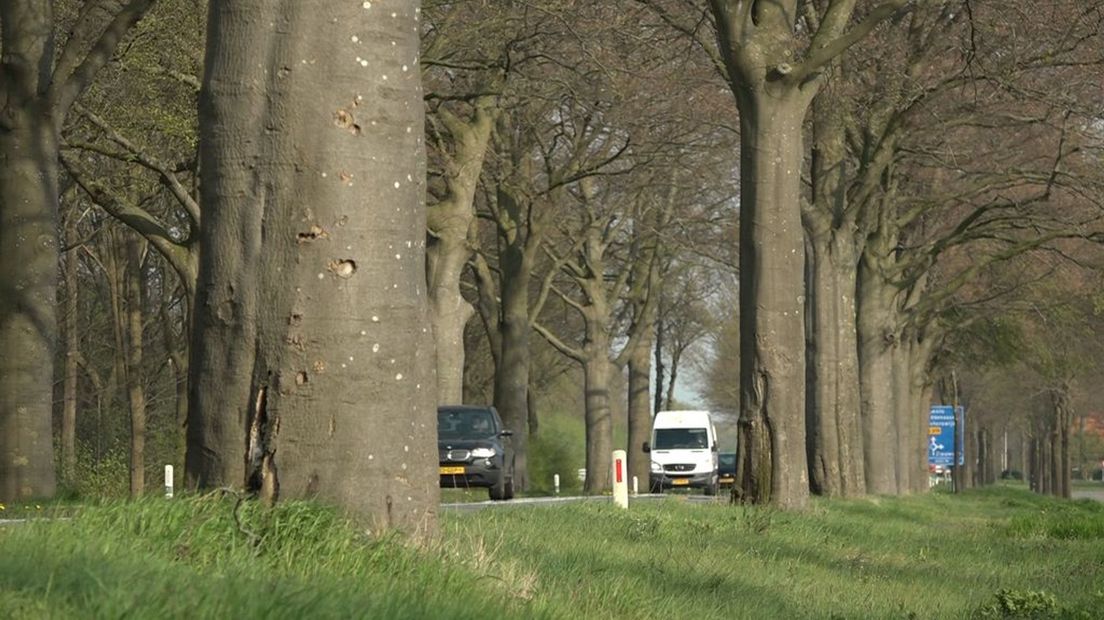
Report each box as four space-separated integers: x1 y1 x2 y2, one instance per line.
470 448 496 458
650 461 663 473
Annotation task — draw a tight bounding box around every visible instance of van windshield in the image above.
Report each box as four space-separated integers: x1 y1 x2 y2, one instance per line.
654 428 709 450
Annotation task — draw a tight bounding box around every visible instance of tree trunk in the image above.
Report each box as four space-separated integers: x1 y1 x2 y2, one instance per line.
426 227 473 405
891 342 913 494
805 228 864 497
1027 437 1037 492
0 106 60 503
62 217 81 485
426 101 496 405
857 244 899 495
654 307 666 416
733 95 809 509
492 234 531 492
805 81 864 498
911 368 935 493
1052 389 1071 499
125 237 146 497
626 327 653 490
665 344 681 411
582 351 613 494
188 1 437 533
161 284 188 476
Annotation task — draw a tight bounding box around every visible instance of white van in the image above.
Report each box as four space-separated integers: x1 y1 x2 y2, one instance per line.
644 410 719 495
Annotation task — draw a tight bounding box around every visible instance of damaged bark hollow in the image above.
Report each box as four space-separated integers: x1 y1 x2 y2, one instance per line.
188 0 438 534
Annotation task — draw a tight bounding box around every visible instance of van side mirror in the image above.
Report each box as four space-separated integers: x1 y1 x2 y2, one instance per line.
711 443 718 452
499 429 514 437
642 441 650 453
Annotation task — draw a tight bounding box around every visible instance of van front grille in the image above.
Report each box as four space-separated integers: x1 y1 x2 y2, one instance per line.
665 463 695 472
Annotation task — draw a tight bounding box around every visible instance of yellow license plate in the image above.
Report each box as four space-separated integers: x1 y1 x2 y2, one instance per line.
719 476 735 483
439 466 465 475
671 478 690 486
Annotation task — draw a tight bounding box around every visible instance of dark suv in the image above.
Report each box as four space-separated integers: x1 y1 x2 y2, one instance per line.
437 405 515 501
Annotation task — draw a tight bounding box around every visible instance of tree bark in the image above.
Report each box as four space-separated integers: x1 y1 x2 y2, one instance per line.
62 216 81 485
891 341 913 494
733 95 810 508
805 79 865 498
627 325 653 490
492 212 532 492
654 306 666 416
161 286 188 476
426 100 497 405
0 0 155 505
0 106 60 503
805 226 865 497
582 351 613 494
857 235 900 495
124 236 146 497
188 0 437 533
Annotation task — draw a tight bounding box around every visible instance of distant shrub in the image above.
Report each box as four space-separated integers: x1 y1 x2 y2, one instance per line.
62 444 130 499
527 415 584 495
974 589 1059 618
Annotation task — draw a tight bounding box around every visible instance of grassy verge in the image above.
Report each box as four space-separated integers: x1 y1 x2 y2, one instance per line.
1 486 1102 618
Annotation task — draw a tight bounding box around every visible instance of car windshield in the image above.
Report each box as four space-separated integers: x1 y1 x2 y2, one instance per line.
438 408 497 440
719 453 737 469
653 428 708 450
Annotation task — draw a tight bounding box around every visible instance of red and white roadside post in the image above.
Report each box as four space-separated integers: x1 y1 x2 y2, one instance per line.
612 450 629 509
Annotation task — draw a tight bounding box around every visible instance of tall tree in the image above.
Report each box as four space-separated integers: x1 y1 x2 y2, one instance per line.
704 0 908 507
187 1 437 532
0 0 156 503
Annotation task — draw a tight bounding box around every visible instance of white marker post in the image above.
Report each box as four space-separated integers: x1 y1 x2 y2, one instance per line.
554 473 560 495
164 464 174 498
612 450 628 509
632 476 639 496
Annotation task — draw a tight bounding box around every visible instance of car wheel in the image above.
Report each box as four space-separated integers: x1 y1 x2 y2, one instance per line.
489 474 508 501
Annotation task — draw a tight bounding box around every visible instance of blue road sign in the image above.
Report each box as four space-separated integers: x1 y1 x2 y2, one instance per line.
928 405 963 467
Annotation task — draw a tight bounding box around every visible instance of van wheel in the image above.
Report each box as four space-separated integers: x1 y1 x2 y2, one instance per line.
704 478 719 496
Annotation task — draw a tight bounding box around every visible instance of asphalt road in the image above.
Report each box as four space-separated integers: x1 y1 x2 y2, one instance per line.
1072 487 1104 502
440 493 718 512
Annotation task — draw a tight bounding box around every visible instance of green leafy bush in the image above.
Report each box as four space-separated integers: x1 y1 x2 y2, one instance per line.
974 589 1059 618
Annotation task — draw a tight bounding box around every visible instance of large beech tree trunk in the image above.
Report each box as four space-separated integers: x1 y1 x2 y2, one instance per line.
733 96 810 508
425 101 496 405
0 108 60 502
0 0 155 505
582 349 614 494
890 342 913 494
805 229 864 497
910 356 935 493
857 235 900 495
805 82 864 498
187 1 437 532
492 231 532 492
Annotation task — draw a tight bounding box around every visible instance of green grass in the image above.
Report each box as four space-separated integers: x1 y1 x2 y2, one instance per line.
2 486 1103 618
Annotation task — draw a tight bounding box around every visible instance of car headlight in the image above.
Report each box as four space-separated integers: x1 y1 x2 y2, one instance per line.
471 448 496 458
650 461 663 473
